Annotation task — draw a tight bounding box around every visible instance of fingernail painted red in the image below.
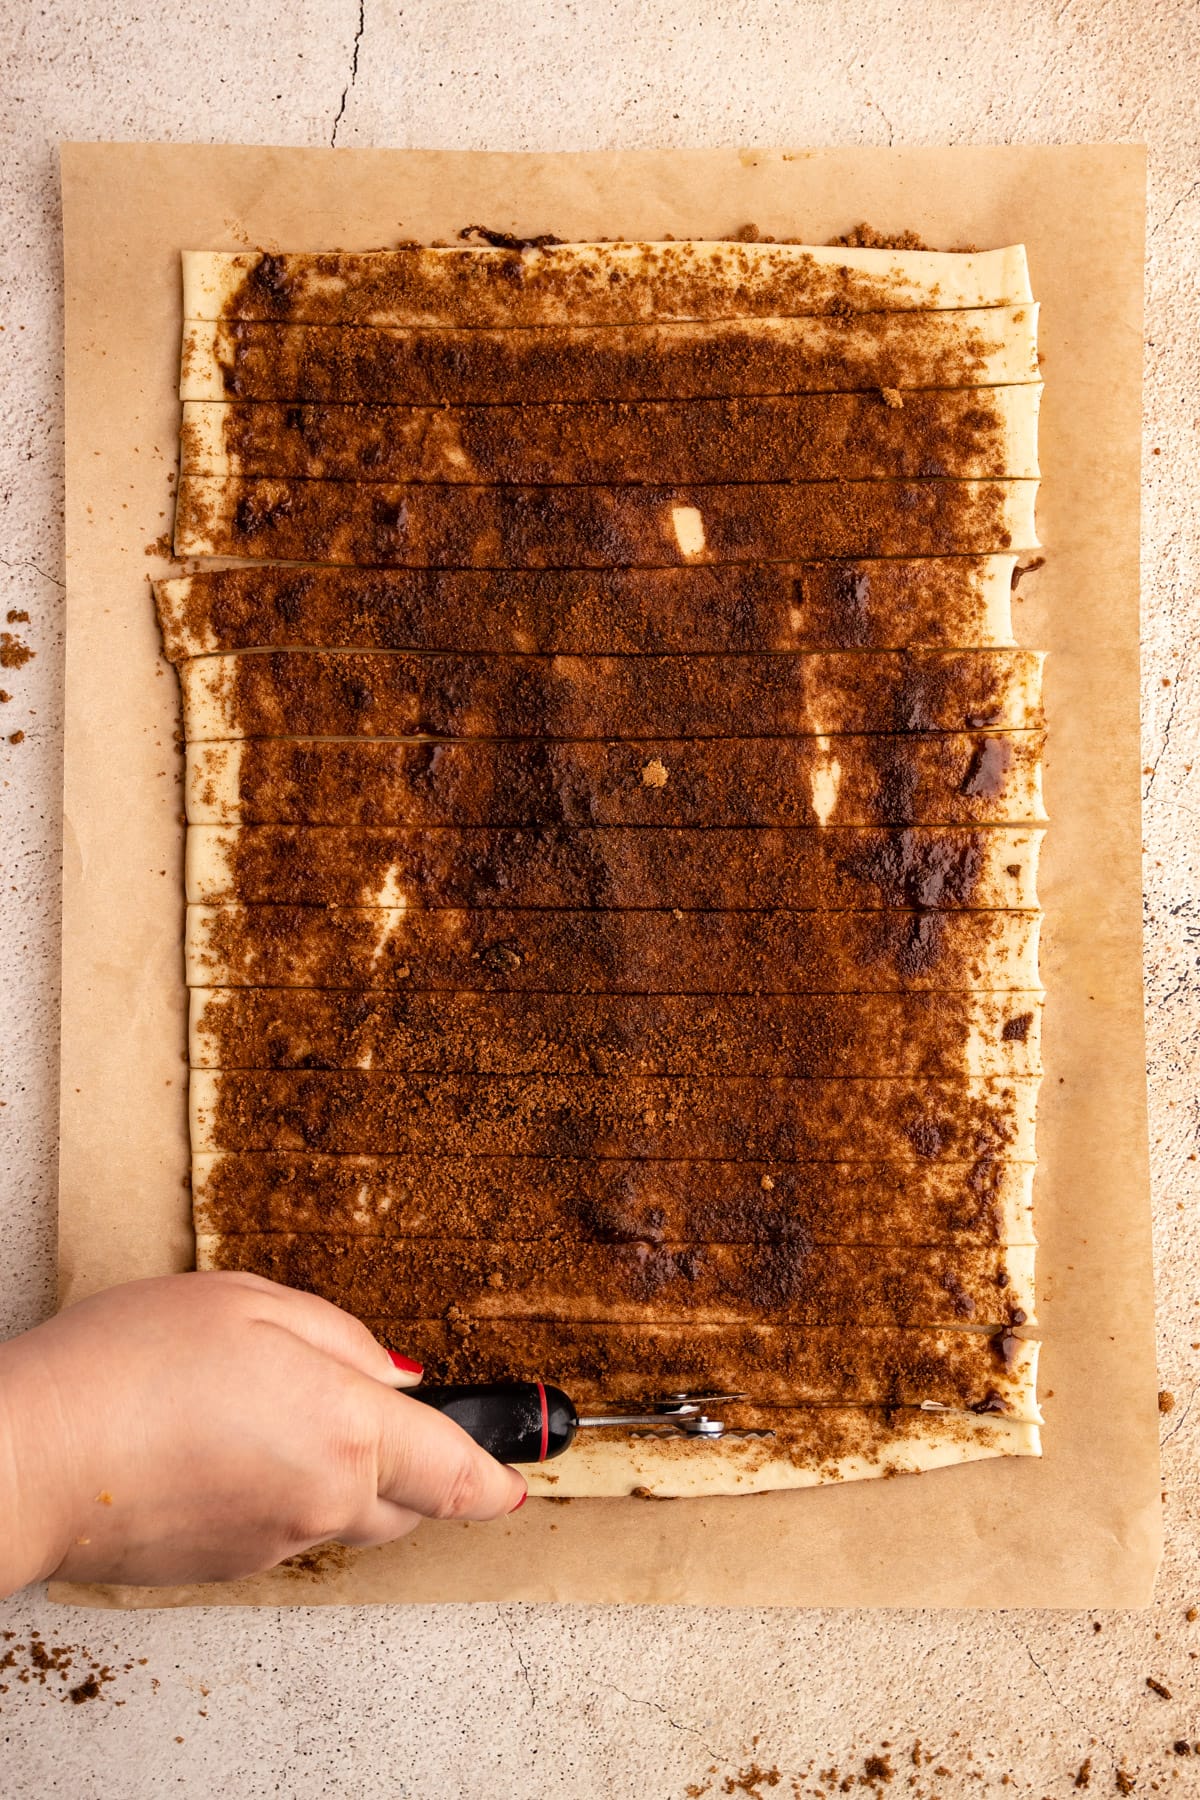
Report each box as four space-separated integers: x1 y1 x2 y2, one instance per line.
510 1491 527 1512
387 1351 424 1375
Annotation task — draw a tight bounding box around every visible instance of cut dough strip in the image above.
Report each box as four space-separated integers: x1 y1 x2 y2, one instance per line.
192 1151 1036 1245
350 1317 1039 1414
179 387 1041 484
180 308 1040 406
182 243 1034 327
174 474 1039 566
184 904 1041 994
185 823 1043 910
193 1228 1036 1326
154 557 1019 660
189 987 1043 1078
189 1069 1039 1163
178 648 1044 743
184 733 1047 829
515 1412 1040 1497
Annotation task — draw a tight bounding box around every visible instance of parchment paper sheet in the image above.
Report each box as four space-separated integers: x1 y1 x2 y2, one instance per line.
51 143 1158 1609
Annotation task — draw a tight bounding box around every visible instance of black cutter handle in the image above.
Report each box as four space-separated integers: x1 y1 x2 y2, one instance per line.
409 1381 578 1463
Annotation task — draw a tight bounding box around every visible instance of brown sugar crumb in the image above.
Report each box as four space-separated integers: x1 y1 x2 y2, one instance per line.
279 1540 353 1579
863 1754 895 1782
880 388 905 409
1146 1676 1172 1699
7 730 24 744
1074 1758 1092 1788
828 223 932 252
721 1765 781 1795
1158 1390 1175 1413
1011 556 1046 590
0 631 34 669
0 1631 126 1706
6 609 29 623
641 757 669 787
1186 1608 1197 1622
1174 1742 1192 1757
457 224 564 251
0 690 9 702
1115 1769 1135 1795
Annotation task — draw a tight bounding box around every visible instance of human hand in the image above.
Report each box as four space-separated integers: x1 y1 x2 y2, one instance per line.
0 1271 526 1593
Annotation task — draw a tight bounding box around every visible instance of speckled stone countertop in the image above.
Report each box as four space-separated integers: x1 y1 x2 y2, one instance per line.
1 4 1197 1794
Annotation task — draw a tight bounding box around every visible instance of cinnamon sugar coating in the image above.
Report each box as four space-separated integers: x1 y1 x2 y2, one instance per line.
155 559 1013 660
174 474 1033 566
185 733 1045 828
354 1318 1033 1412
184 389 1022 484
187 824 1039 909
193 1070 1035 1162
193 1152 1031 1244
186 904 1039 994
191 988 1040 1078
180 648 1042 741
197 1231 1026 1327
185 310 1032 406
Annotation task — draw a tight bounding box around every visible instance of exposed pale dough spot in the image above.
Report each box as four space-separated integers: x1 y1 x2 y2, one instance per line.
809 736 842 827
671 505 707 559
367 870 409 966
787 605 806 634
351 1179 372 1227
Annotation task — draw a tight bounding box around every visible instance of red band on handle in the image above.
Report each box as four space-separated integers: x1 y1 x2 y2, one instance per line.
537 1380 549 1462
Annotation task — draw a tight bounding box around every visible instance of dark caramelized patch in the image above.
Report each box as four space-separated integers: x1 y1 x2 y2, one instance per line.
189 904 1037 993
175 475 1027 567
156 559 1008 660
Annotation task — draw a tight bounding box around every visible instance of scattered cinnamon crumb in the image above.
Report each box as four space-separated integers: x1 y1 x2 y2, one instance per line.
7 731 23 744
1074 1758 1092 1788
1146 1676 1172 1699
827 223 931 251
1115 1769 1135 1795
95 1490 113 1506
1186 1608 1197 1622
0 632 33 669
721 1765 781 1795
6 609 29 623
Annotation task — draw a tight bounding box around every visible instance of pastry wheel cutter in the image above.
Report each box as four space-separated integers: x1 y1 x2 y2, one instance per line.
410 1381 747 1464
